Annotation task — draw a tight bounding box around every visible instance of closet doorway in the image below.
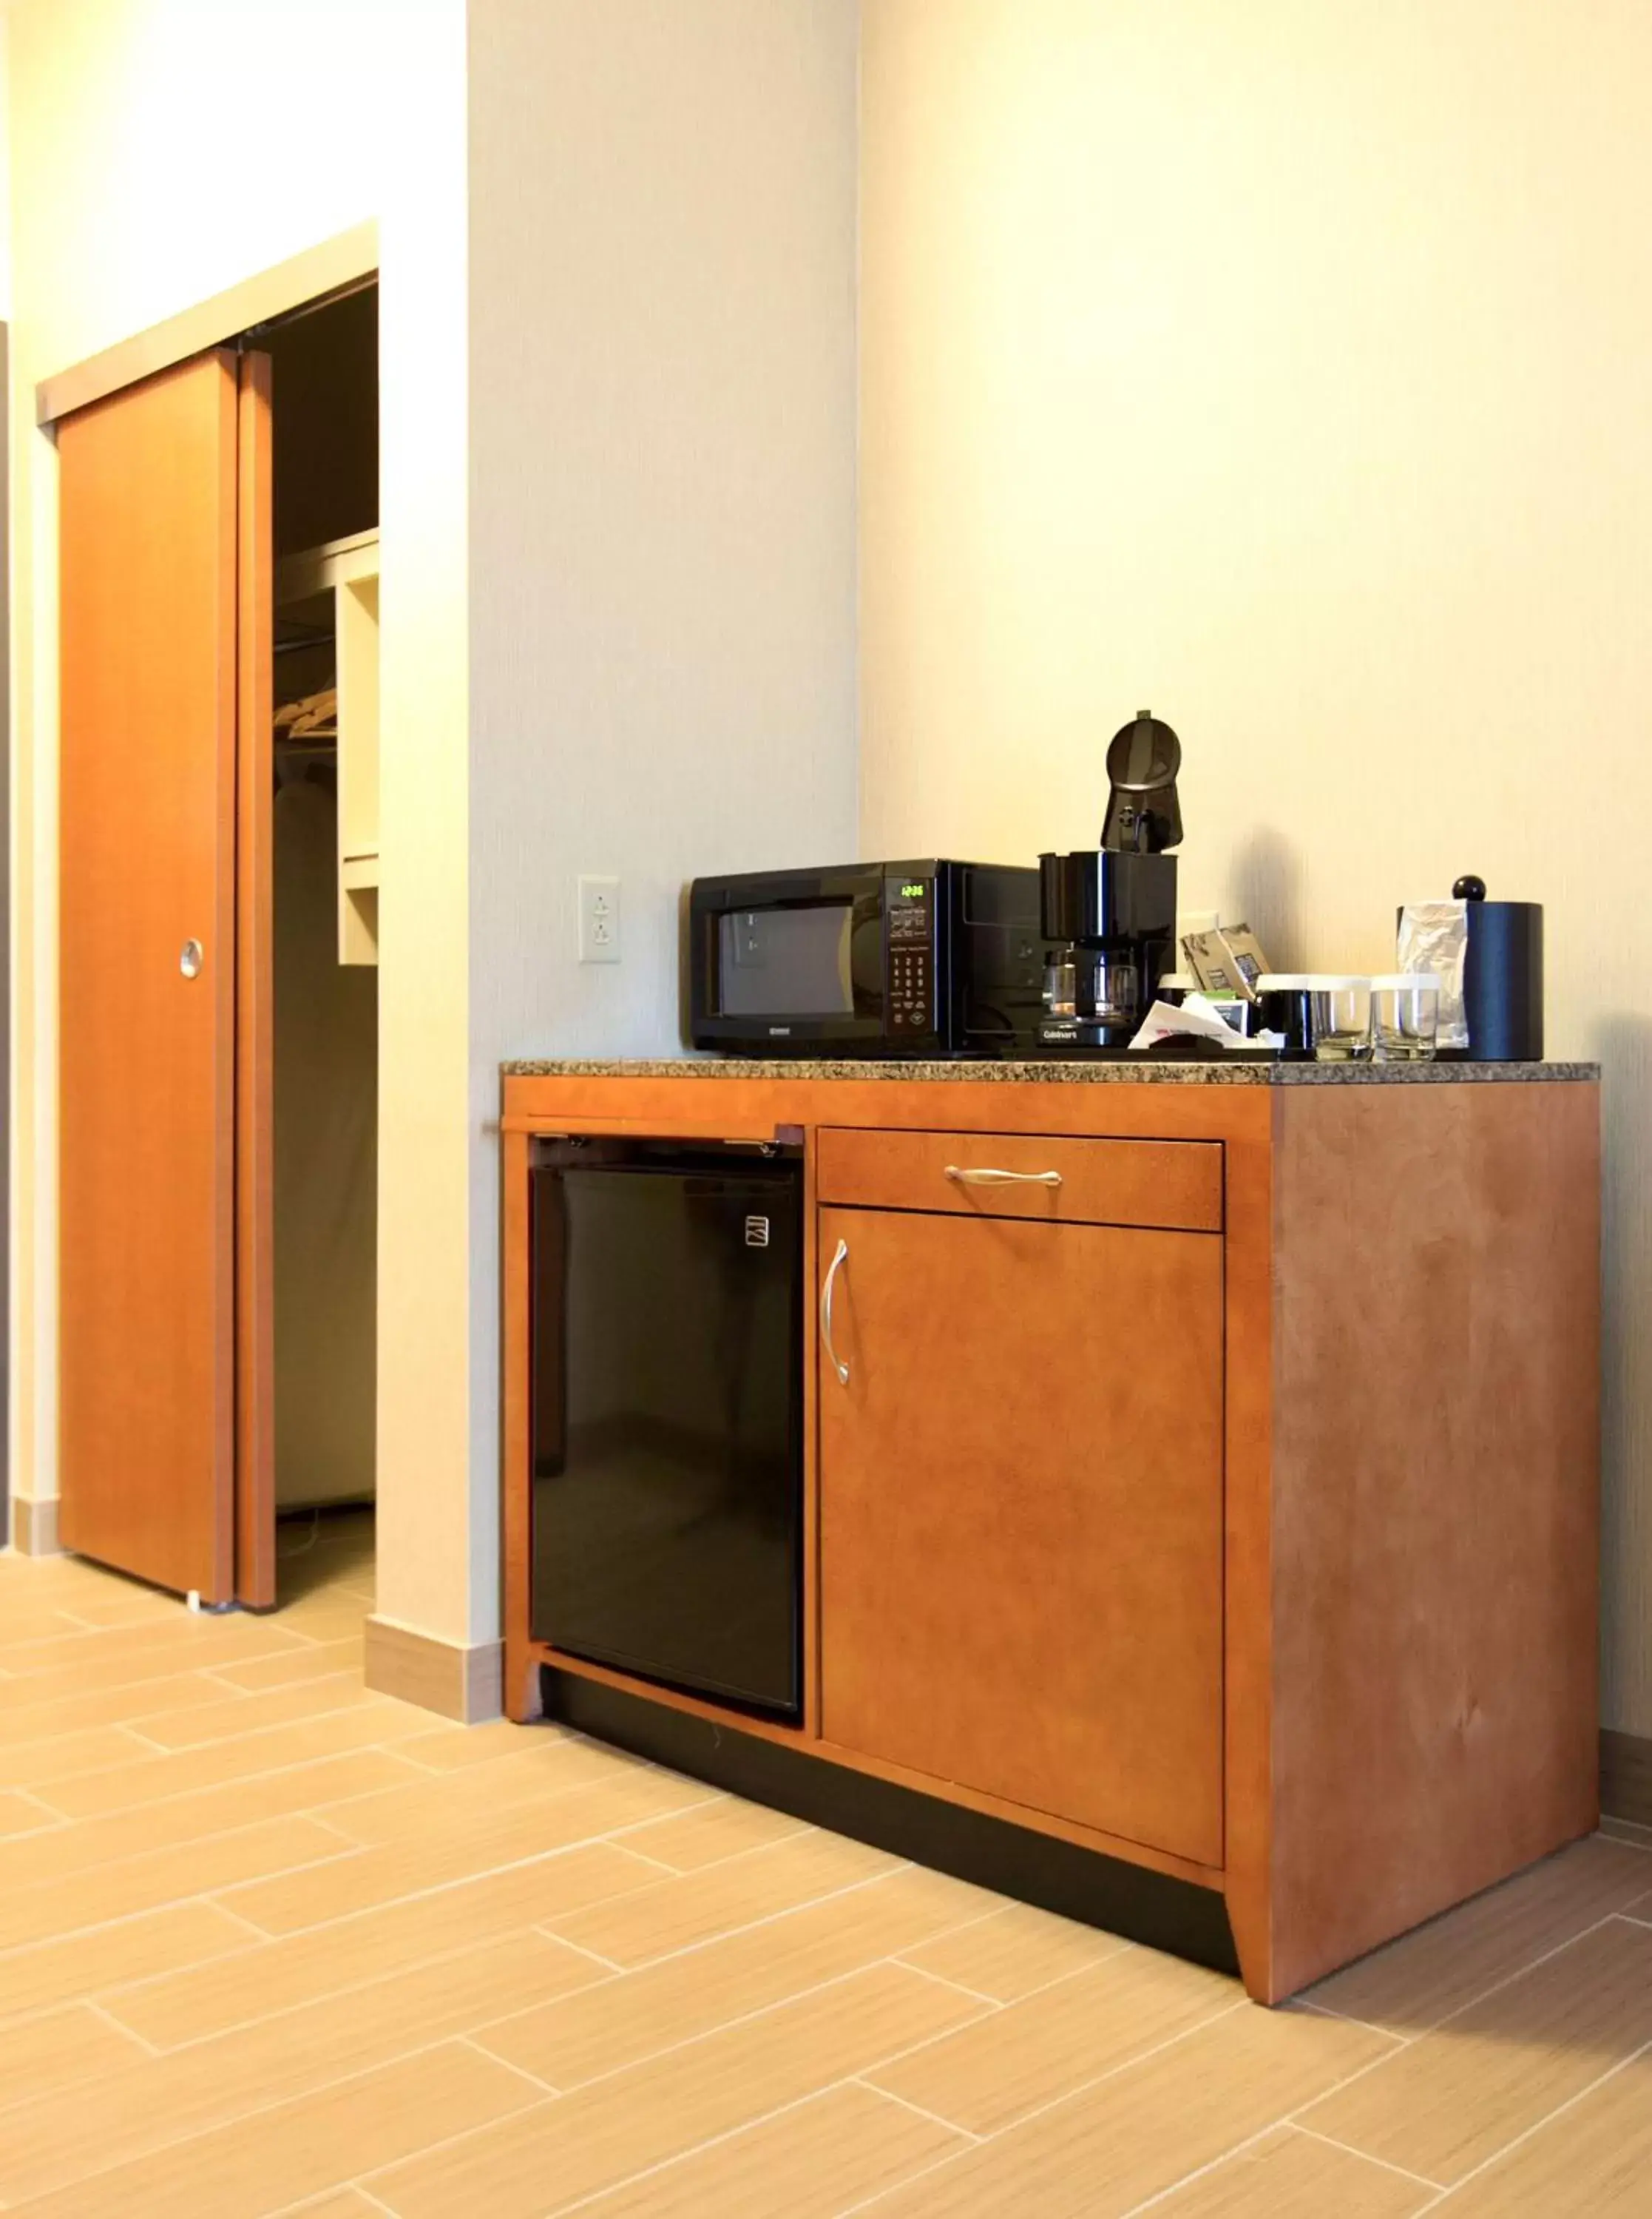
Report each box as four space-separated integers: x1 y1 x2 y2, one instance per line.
55 270 381 1610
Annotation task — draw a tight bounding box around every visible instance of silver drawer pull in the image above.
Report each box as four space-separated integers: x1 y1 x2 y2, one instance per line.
944 1165 1064 1189
821 1238 850 1386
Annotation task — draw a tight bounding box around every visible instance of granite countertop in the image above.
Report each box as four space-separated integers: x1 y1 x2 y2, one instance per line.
502 1056 1598 1087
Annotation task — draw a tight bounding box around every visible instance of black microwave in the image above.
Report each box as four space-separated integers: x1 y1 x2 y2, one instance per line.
688 860 1046 1057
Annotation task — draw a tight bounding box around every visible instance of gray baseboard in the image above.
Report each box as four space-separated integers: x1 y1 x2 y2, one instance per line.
1601 1729 1652 1829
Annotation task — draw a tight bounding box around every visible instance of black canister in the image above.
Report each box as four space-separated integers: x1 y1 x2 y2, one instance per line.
1455 876 1544 1061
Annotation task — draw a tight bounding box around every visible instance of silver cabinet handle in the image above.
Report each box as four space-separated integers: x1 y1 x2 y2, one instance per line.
944 1164 1063 1189
821 1237 850 1386
180 939 205 981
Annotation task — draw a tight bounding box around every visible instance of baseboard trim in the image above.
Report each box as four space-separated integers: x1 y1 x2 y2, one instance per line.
1602 1729 1652 1830
9 1497 61 1558
364 1615 503 1724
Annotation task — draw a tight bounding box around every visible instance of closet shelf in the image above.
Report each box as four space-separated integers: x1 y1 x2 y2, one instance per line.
275 530 381 967
276 527 380 607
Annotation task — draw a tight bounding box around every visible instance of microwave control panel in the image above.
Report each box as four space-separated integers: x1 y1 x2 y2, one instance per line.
886 877 935 1036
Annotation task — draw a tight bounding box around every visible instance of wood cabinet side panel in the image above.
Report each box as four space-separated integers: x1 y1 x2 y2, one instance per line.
1220 1101 1278 1999
501 1126 539 1720
1267 1081 1601 1996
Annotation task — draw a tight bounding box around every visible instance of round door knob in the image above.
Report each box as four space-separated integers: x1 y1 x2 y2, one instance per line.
180 939 205 980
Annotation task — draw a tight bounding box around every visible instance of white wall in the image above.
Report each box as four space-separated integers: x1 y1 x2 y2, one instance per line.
466 0 860 1628
860 0 1652 1732
0 21 11 321
6 0 477 1648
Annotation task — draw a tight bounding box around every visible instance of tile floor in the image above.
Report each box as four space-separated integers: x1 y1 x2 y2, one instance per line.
1 1513 1649 2215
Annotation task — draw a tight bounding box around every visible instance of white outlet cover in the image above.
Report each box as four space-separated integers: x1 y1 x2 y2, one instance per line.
578 875 621 965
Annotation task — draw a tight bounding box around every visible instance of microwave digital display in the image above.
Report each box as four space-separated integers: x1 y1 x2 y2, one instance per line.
717 905 856 1019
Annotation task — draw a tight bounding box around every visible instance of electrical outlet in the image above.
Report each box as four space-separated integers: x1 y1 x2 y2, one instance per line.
578 876 621 965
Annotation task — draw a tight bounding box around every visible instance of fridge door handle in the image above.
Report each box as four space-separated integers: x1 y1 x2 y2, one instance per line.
821 1237 850 1387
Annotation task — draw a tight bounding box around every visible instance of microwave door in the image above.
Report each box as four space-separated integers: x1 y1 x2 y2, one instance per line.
718 905 858 1021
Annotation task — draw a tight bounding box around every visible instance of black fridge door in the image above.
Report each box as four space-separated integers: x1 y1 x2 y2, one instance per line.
530 1146 802 1718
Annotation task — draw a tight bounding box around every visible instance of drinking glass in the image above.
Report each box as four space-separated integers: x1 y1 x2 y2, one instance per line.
1313 979 1372 1063
1372 974 1440 1063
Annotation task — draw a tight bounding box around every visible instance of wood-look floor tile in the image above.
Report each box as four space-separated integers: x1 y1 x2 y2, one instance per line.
0 1672 254 1747
860 2002 1393 2218
275 1595 373 1643
542 1826 904 1969
224 1772 714 1935
0 1790 57 1837
4 1751 415 1887
0 1610 91 1646
129 1673 379 1749
1438 2047 1652 2215
107 1845 652 2047
372 1962 988 2219
30 1583 187 1630
897 1900 1130 2003
0 1615 310 1684
1307 1835 1652 2033
41 1711 434 1820
615 1793 813 1872
322 1735 647 1848
1144 2126 1437 2217
0 1901 254 2022
0 2004 149 2112
0 1933 602 2203
0 1815 350 1949
482 1863 998 2089
9 2040 542 2219
1600 1815 1652 1851
206 1638 365 1692
285 2192 386 2218
0 1723 159 1791
868 1945 1238 2133
1302 1916 1652 2183
393 1718 538 1773
572 2080 966 2218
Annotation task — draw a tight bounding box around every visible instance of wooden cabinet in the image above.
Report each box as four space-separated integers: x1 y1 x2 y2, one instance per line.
818 1203 1224 1867
502 1065 1601 2005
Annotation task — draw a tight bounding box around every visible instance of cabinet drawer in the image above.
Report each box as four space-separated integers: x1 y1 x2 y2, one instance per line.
816 1127 1222 1234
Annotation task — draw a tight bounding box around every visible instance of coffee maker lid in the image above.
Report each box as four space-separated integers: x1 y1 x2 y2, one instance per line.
1106 711 1181 794
1102 710 1183 853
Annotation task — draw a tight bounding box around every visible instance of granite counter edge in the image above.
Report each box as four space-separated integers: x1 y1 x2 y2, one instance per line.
501 1058 1599 1087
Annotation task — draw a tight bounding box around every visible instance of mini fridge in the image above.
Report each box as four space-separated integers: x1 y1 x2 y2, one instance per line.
529 1138 803 1719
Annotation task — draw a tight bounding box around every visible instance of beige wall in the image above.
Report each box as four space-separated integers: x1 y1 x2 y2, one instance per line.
5 0 478 1647
861 0 1652 1732
465 0 860 1629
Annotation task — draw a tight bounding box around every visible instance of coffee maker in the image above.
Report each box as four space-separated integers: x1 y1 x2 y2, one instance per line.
1038 712 1182 1054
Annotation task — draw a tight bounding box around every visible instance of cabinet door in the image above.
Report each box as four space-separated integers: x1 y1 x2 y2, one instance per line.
819 1204 1224 1867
